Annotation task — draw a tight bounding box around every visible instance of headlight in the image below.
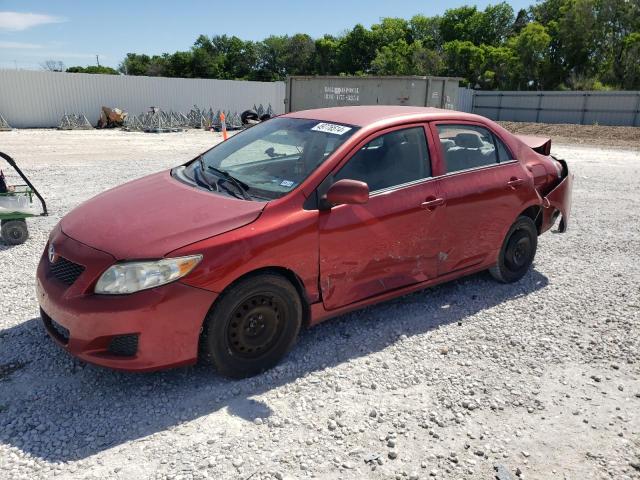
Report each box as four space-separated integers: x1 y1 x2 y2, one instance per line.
95 255 202 295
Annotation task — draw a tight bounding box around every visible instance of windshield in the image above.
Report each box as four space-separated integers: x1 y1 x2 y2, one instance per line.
182 117 358 200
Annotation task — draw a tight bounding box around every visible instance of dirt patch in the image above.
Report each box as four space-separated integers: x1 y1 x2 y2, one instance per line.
499 121 640 149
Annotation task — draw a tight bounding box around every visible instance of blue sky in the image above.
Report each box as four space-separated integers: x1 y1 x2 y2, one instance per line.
0 0 532 70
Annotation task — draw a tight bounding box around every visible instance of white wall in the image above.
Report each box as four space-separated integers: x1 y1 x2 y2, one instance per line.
0 70 286 128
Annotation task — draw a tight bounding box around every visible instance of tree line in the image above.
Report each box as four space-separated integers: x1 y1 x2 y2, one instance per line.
84 0 640 90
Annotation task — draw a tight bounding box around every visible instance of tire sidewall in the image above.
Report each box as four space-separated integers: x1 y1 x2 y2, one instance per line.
495 216 538 283
204 274 302 378
1 219 28 245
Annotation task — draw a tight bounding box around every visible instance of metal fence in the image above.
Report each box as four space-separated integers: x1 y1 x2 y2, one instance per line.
471 90 640 127
456 87 475 113
0 70 286 128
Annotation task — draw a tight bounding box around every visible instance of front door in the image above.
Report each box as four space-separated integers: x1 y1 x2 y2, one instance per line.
431 122 534 276
318 125 445 310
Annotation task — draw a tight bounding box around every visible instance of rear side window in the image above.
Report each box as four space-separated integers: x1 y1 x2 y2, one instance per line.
335 127 431 192
437 124 512 174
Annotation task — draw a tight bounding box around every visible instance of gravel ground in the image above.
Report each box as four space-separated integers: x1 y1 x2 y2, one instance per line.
498 122 640 150
0 128 639 480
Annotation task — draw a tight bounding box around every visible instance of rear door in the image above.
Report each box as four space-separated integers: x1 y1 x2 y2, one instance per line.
430 122 535 276
318 124 445 310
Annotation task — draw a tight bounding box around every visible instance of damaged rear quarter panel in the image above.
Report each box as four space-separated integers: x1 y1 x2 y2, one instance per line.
543 159 573 232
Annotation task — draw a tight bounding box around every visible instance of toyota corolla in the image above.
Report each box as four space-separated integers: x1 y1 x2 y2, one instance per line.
36 106 572 378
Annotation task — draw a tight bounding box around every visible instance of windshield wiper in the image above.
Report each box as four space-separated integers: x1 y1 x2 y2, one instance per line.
192 162 215 191
207 166 252 200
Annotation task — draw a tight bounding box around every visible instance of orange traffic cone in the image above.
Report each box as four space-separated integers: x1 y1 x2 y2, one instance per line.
220 112 228 141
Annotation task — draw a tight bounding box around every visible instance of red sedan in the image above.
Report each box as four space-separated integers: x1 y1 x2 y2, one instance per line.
36 106 572 377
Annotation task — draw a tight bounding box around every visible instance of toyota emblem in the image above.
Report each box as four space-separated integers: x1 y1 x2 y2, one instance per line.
48 243 58 263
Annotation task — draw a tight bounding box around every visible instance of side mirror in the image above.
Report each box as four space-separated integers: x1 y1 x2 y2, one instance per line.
324 179 369 207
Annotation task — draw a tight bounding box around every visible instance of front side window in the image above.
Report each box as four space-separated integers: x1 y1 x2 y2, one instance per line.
334 127 431 192
437 124 512 174
180 117 358 200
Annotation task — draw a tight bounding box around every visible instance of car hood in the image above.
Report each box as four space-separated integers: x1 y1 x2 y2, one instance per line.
61 171 266 259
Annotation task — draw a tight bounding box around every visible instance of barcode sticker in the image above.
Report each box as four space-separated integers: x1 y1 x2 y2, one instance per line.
311 123 352 135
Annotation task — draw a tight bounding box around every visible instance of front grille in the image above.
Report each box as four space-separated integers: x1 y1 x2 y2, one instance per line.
49 256 85 286
41 309 70 344
108 335 139 357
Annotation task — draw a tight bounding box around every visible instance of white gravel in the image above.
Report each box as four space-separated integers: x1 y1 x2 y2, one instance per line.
0 129 639 480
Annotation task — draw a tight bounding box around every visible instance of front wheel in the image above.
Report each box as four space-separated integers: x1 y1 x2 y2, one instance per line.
1 219 29 245
201 273 302 378
490 216 538 283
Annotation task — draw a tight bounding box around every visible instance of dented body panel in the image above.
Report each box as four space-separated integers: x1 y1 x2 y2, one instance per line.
516 135 552 156
542 159 573 232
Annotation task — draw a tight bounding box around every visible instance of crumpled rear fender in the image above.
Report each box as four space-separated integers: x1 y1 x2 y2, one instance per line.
542 159 573 233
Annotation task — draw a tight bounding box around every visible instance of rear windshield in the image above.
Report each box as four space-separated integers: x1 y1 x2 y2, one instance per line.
185 117 358 200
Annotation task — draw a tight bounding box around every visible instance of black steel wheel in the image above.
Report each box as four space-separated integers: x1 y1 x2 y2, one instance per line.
201 273 302 378
490 216 537 283
1 219 29 245
227 294 286 358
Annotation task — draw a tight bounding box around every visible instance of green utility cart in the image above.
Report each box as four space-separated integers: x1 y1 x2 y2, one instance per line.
0 151 47 245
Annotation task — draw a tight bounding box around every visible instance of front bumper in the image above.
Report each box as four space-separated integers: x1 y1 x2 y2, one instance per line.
36 229 217 372
542 159 573 233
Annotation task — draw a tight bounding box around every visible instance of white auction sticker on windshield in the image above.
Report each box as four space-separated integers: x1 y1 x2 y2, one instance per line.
311 123 352 135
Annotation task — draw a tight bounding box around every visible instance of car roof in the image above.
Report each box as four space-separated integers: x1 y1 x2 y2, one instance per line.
282 105 479 127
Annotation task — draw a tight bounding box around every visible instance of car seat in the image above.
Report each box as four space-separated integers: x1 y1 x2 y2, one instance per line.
445 133 494 172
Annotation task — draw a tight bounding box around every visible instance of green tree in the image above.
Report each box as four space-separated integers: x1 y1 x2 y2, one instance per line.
119 53 152 75
481 3 516 44
443 40 485 86
480 45 518 89
284 34 316 75
512 9 529 34
253 35 289 81
337 24 376 74
408 15 442 50
164 51 193 78
440 3 514 46
410 42 444 75
371 17 410 48
371 39 412 75
509 22 551 89
66 65 119 75
314 35 339 75
619 33 640 89
116 1 639 90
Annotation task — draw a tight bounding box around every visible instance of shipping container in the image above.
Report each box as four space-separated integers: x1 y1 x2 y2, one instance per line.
285 75 461 113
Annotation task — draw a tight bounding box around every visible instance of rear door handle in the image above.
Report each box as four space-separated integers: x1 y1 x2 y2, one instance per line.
421 197 445 210
507 178 525 189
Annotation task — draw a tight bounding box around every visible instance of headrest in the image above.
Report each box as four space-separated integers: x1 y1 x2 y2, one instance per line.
455 133 484 149
384 132 406 148
440 139 455 151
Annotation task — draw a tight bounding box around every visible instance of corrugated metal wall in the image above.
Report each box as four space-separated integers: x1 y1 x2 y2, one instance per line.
472 90 640 126
0 70 286 128
456 87 474 113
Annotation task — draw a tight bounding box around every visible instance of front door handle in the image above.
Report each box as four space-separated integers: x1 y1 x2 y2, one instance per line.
421 197 445 210
507 177 525 189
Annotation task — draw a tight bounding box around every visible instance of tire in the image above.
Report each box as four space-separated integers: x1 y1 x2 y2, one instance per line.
241 110 259 125
489 216 537 283
1 219 29 245
201 273 302 378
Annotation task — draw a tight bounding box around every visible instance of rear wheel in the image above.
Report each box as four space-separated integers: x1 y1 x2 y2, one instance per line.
1 219 28 245
490 216 537 283
201 273 302 378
